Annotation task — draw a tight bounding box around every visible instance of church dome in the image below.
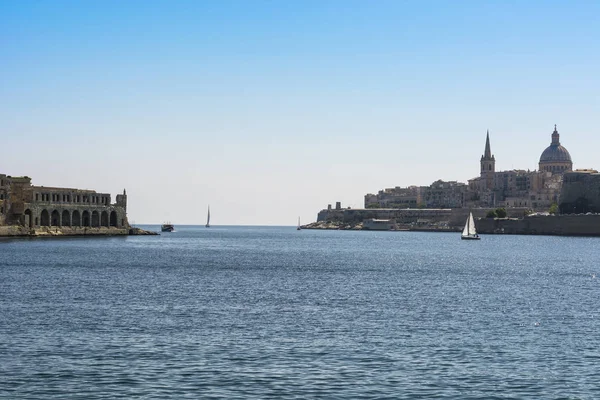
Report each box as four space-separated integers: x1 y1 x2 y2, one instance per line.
539 144 572 163
538 125 573 173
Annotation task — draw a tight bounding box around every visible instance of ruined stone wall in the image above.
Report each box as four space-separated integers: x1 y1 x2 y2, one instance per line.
0 173 129 230
20 203 128 229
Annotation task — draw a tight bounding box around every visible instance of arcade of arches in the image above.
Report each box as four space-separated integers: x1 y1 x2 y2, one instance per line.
22 208 121 228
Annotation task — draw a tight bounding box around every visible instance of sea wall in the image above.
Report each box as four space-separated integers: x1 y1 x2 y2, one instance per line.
315 207 529 230
476 214 600 236
0 225 132 237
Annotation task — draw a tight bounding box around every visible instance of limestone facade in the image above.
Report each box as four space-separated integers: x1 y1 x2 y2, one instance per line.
364 186 424 208
365 125 575 211
559 169 600 214
0 173 128 229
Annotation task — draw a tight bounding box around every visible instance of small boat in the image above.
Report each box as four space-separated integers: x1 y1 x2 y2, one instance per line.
161 223 175 232
461 212 480 240
205 206 210 228
297 217 301 230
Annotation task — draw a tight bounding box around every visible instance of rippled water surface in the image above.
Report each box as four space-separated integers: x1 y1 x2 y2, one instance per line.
1 226 600 399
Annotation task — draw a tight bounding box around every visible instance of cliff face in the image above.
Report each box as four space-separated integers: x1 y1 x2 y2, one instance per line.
559 171 600 214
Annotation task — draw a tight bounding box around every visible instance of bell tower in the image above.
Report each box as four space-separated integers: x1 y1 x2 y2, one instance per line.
480 130 495 190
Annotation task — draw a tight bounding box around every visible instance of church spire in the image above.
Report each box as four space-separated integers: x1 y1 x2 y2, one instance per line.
480 129 495 188
484 129 492 159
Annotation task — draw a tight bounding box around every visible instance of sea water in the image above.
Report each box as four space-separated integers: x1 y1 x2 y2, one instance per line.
1 226 599 399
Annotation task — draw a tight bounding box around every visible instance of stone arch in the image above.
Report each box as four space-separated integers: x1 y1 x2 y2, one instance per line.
51 210 60 226
110 211 118 227
82 210 90 227
40 209 50 226
101 211 109 227
72 210 81 227
24 209 33 228
62 210 71 227
91 210 100 227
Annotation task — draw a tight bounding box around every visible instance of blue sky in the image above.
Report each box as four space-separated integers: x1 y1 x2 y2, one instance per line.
1 1 599 224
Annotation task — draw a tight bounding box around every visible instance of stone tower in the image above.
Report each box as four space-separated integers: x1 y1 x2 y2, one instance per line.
116 188 127 211
480 130 495 190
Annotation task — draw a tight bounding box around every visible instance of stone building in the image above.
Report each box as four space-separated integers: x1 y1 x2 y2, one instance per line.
365 125 575 211
559 169 600 214
467 126 570 209
364 185 424 208
423 180 466 208
0 173 128 229
539 125 573 173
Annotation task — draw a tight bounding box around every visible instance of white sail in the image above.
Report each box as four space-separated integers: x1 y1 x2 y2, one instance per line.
468 212 477 236
206 206 211 227
462 212 478 238
462 217 470 236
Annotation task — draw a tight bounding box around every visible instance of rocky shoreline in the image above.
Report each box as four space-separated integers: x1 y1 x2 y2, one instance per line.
0 225 159 237
301 221 460 232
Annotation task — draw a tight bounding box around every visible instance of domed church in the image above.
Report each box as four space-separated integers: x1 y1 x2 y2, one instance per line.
539 125 572 174
466 125 573 210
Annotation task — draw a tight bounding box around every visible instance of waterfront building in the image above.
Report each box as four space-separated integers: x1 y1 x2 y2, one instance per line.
468 126 570 209
364 185 424 208
423 180 466 208
366 125 576 211
0 173 128 229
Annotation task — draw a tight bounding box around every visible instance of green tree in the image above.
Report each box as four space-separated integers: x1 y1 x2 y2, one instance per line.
548 203 559 214
495 208 507 218
486 210 498 218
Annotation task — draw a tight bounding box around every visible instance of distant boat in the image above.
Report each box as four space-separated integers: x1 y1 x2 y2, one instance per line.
297 217 301 230
161 223 175 232
461 212 480 240
205 206 210 228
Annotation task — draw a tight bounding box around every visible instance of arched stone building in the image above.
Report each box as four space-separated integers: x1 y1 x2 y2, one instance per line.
0 174 128 230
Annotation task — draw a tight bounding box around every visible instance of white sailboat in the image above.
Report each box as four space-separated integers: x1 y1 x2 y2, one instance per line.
461 212 480 240
297 217 301 231
205 206 210 228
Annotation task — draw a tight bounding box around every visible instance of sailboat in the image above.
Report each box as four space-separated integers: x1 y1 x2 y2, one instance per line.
461 212 480 240
205 206 210 228
297 217 301 231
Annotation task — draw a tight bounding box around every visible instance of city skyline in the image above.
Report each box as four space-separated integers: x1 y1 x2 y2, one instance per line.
2 1 599 225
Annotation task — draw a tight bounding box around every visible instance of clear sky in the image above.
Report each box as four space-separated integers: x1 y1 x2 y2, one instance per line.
1 1 599 225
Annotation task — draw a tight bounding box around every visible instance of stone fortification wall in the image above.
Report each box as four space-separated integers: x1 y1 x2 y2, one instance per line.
559 170 600 214
476 214 600 236
316 207 529 229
